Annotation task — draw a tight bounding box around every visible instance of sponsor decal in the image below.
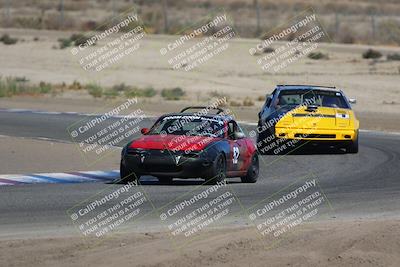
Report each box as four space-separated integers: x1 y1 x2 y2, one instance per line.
233 146 240 164
175 155 182 165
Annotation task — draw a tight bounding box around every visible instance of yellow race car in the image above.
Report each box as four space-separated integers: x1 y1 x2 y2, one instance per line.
256 85 359 154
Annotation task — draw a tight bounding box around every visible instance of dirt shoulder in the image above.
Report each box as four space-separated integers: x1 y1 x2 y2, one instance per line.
0 218 398 267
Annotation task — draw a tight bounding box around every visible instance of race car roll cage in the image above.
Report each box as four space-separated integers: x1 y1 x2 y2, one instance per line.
152 106 245 140
180 106 225 114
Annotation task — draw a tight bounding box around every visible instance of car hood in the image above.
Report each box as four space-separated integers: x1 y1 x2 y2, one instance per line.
129 134 221 151
276 106 354 129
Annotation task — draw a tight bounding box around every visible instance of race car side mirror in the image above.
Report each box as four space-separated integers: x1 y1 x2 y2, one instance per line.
349 98 357 104
141 128 150 135
234 132 245 139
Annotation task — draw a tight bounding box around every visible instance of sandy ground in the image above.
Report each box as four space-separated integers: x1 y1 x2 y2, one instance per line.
0 28 399 115
0 219 399 267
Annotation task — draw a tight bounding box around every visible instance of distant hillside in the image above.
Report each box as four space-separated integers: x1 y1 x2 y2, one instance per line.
1 0 400 45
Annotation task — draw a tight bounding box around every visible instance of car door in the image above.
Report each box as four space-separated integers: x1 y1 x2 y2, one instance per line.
227 120 248 172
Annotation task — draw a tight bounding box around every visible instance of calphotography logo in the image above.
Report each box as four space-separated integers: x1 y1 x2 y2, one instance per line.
247 175 332 248
249 8 330 73
156 179 244 249
67 181 154 239
160 11 238 72
159 97 236 167
67 98 149 165
70 8 146 77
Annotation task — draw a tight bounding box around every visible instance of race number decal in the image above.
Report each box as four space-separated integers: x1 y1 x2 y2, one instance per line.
233 146 240 164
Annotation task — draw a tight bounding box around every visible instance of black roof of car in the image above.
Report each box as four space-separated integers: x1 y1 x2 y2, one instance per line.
161 113 233 121
276 84 341 92
160 106 234 121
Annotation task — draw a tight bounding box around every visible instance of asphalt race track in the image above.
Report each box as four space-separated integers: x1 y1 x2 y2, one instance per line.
0 109 400 238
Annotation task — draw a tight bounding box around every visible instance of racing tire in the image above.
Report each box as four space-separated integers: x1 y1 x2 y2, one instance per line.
347 134 359 154
241 154 259 183
205 153 226 185
157 176 174 185
120 160 139 183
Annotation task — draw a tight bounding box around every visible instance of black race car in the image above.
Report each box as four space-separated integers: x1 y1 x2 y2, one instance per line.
120 107 259 184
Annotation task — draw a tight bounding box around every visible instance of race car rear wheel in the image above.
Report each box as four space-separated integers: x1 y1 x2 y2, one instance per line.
120 160 139 183
205 153 226 185
241 154 259 183
347 134 359 154
157 176 174 185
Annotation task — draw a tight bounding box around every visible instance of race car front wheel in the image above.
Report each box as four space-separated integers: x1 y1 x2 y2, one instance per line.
205 153 226 185
120 160 139 183
241 154 259 183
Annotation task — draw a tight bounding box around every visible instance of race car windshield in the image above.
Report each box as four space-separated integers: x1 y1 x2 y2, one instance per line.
277 90 350 109
148 116 225 137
